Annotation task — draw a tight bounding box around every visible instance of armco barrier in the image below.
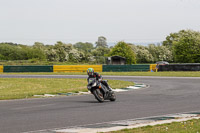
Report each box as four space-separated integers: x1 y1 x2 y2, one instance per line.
3 66 53 72
0 65 3 72
53 65 102 72
103 65 150 72
158 64 200 71
150 64 157 72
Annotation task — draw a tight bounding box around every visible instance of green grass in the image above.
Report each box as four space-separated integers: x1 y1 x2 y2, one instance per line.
107 118 200 133
0 78 134 100
1 71 200 77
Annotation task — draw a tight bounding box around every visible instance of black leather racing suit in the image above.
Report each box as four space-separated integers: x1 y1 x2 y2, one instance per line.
87 72 112 91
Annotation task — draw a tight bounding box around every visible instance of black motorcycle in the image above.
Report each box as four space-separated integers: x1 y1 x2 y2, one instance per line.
87 78 116 102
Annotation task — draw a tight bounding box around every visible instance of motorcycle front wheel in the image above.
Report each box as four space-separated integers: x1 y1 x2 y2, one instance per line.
93 89 104 103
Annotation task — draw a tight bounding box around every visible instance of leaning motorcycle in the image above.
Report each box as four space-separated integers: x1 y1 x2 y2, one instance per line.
87 78 116 102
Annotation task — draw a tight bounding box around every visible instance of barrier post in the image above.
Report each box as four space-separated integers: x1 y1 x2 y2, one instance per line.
0 65 3 73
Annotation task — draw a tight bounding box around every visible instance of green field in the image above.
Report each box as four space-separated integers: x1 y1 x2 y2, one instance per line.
0 78 133 100
107 118 200 133
1 71 200 77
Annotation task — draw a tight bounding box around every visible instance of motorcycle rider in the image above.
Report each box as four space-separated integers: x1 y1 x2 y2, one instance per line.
87 68 112 91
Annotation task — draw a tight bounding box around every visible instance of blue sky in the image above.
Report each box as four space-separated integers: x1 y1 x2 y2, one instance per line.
0 0 200 45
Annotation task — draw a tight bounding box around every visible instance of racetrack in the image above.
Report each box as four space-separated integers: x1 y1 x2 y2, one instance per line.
0 75 200 133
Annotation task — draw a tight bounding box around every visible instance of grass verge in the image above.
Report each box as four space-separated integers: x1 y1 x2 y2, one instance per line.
107 118 200 133
1 71 200 77
0 78 133 100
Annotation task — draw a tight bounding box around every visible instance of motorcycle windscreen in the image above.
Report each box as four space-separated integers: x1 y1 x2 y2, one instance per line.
88 78 96 86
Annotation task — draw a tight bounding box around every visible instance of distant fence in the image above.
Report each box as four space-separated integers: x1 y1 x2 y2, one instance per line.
0 65 151 73
158 64 200 71
53 65 102 72
4 64 200 72
3 66 53 72
103 65 150 72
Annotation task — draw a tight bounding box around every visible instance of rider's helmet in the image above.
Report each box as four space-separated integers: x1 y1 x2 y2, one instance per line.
87 68 94 76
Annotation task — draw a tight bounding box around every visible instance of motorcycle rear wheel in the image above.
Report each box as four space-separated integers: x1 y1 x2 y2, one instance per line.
109 91 116 101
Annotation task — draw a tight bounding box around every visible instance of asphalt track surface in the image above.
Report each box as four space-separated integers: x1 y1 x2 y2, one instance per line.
0 75 200 133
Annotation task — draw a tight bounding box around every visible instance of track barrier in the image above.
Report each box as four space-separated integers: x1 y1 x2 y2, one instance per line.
53 65 102 72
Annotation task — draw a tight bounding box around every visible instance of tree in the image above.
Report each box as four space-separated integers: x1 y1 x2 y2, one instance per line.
147 44 157 62
173 30 200 63
54 41 72 62
33 42 45 51
0 43 26 60
95 36 108 48
46 47 59 62
148 44 173 62
156 45 173 62
135 45 154 63
109 41 136 64
163 32 180 48
26 48 46 60
91 47 110 64
68 49 84 62
0 43 46 60
73 42 94 62
92 47 110 57
163 29 200 63
73 42 94 52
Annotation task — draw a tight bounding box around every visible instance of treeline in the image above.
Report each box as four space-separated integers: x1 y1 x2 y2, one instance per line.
0 29 200 64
